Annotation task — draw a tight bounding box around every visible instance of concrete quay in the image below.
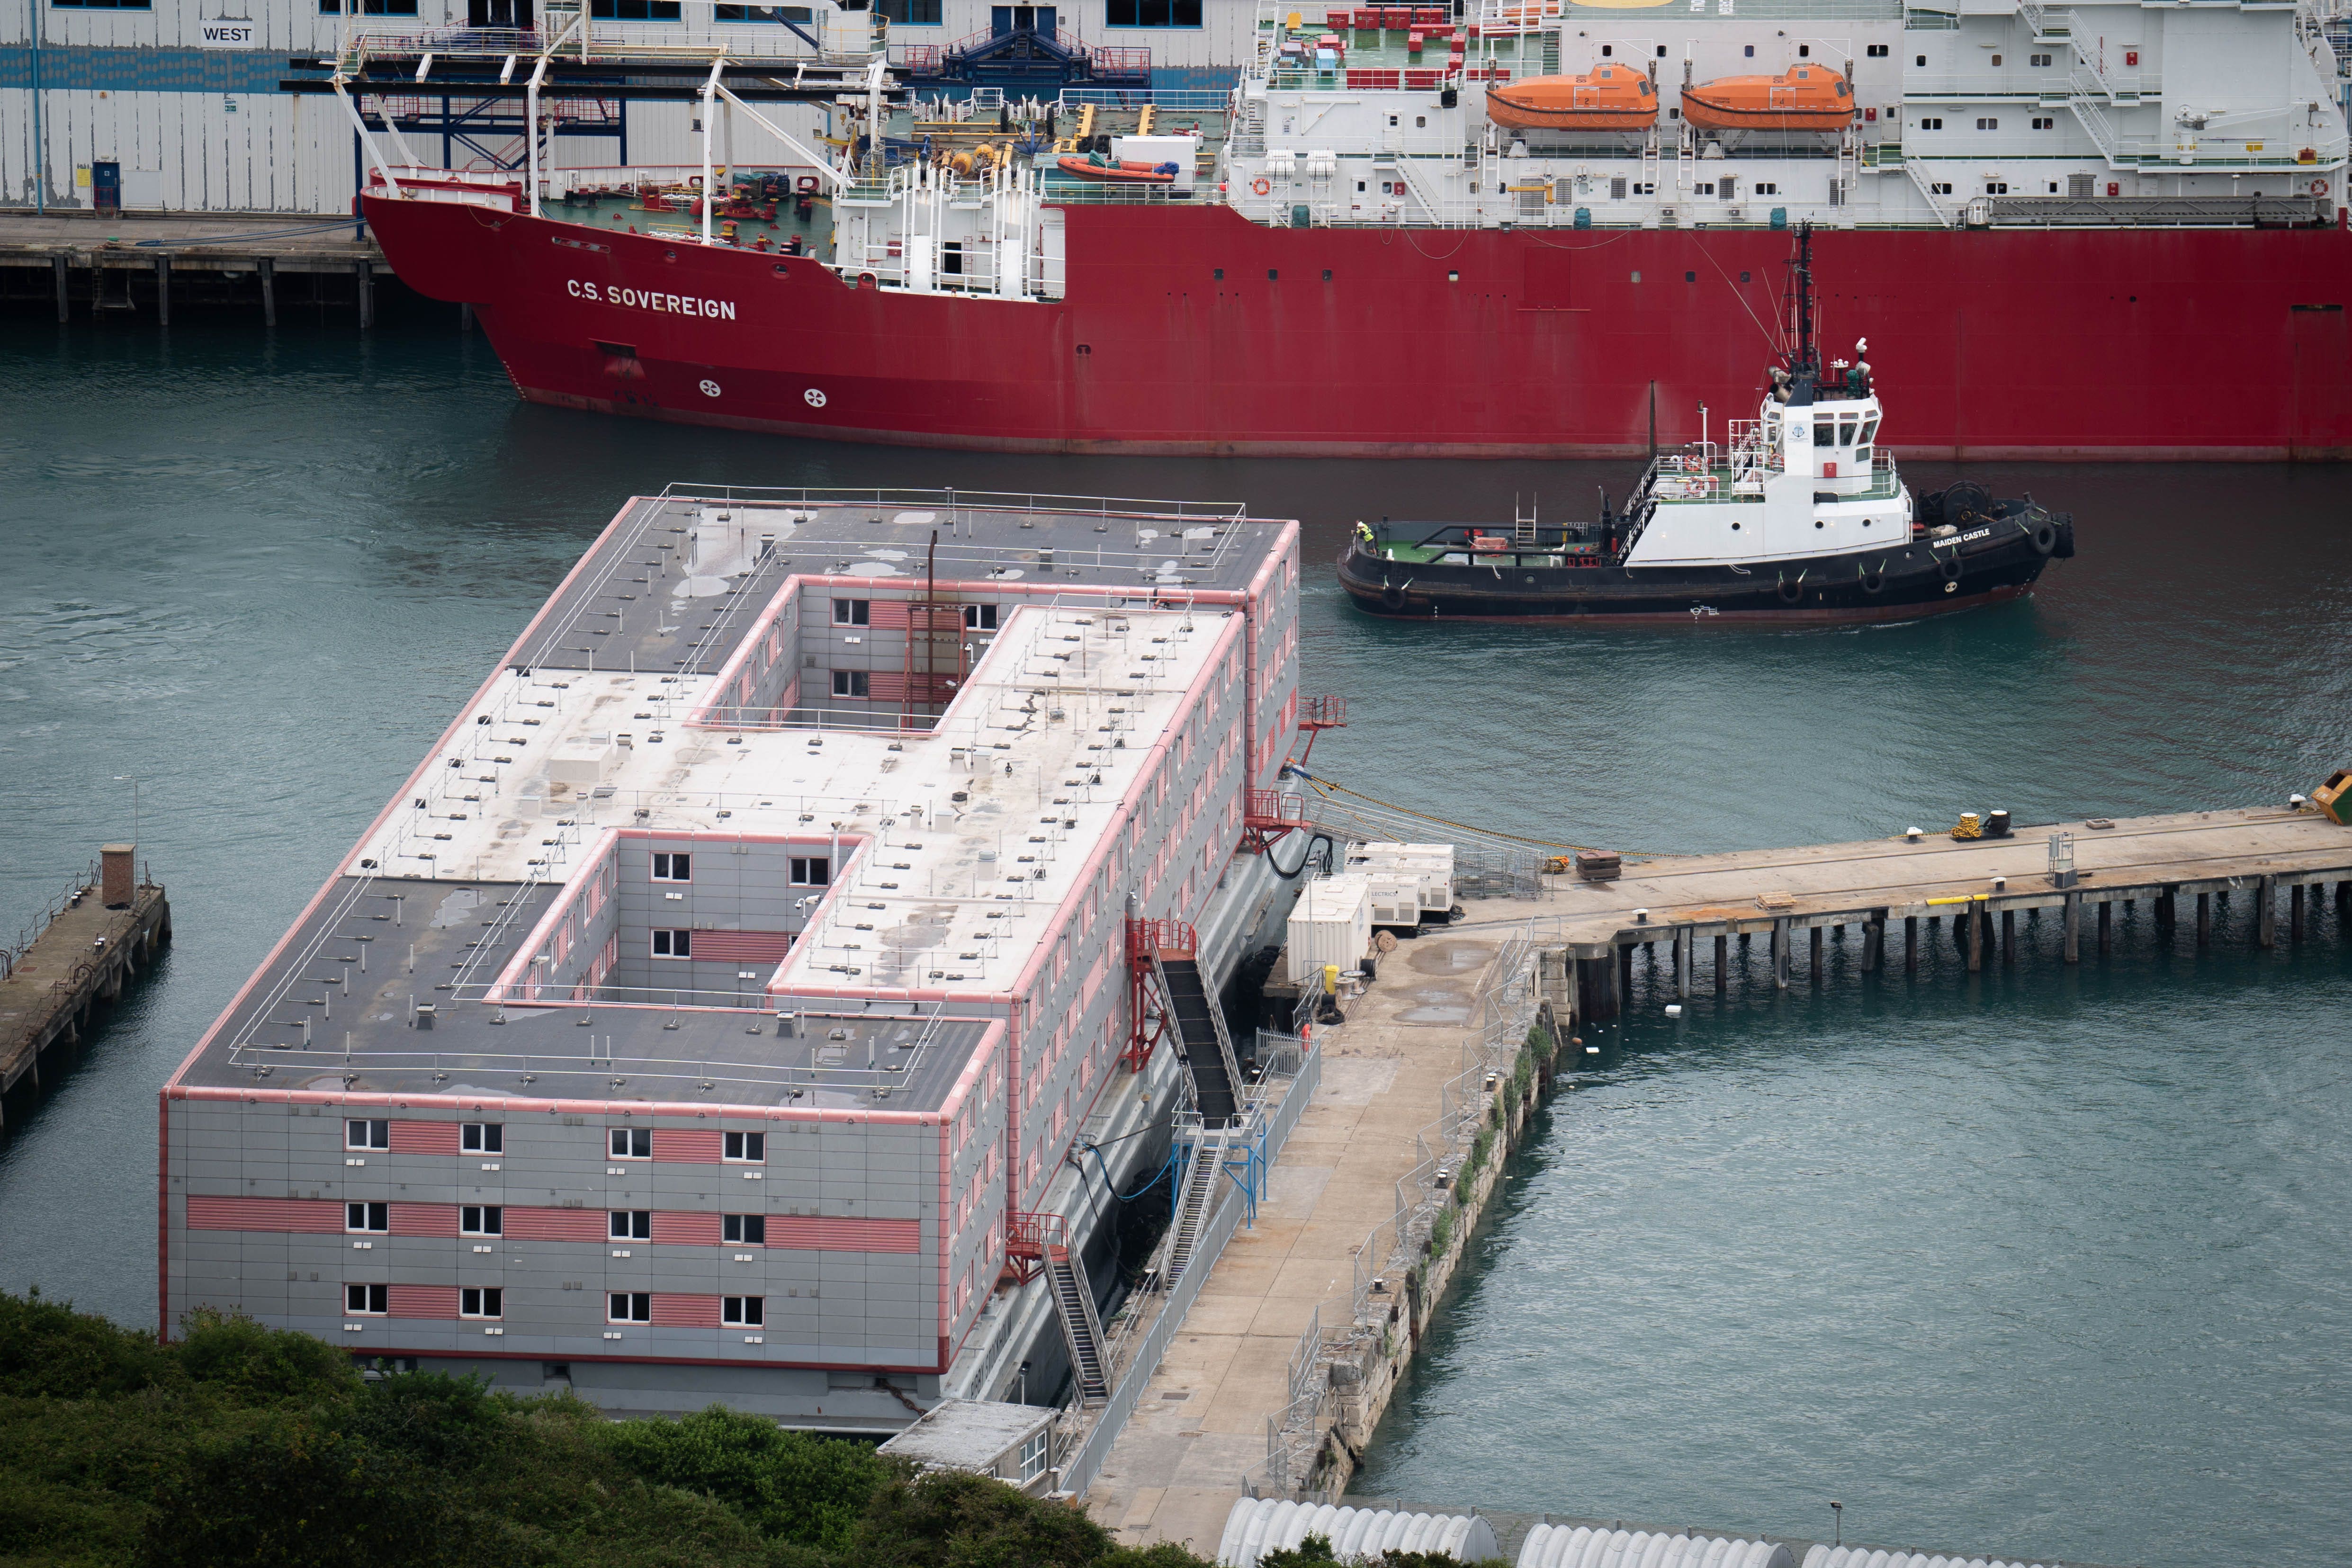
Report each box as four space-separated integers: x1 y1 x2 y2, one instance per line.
0 846 171 1130
1546 805 2352 1018
1084 926 1557 1553
0 210 394 326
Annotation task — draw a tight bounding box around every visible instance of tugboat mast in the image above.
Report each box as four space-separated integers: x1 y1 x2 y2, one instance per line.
1783 221 1819 379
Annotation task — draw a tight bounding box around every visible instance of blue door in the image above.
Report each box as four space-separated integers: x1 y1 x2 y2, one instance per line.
91 161 121 216
990 5 1054 33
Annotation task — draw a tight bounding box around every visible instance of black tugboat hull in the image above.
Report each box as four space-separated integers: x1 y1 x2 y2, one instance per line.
1337 520 2061 625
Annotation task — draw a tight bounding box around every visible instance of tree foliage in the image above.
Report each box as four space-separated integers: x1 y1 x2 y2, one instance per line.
0 1291 1501 1568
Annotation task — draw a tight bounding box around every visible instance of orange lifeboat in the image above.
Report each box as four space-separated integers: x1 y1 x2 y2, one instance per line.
1485 65 1658 133
1680 63 1854 132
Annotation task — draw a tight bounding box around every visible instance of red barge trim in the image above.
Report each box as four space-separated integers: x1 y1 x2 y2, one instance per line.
364 195 2352 460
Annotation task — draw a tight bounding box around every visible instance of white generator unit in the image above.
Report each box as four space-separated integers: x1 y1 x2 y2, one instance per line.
1286 873 1372 986
1348 842 1455 916
1365 872 1422 929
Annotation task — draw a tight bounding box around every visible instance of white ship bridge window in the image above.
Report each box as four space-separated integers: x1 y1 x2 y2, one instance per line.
1860 416 1879 446
716 3 816 18
54 0 153 9
879 0 944 22
318 0 420 11
592 0 682 18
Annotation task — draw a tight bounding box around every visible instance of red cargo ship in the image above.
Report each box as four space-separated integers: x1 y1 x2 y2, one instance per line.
341 0 2352 460
366 192 2351 459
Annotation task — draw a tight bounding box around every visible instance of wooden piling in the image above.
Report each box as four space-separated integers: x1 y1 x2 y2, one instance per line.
1771 917 1789 990
155 255 170 327
2257 874 2276 949
1675 928 1692 1000
1713 933 1727 993
1862 912 1882 973
1904 914 1917 973
2002 907 2016 964
259 256 278 327
1966 901 1982 971
356 259 375 329
2196 891 2211 947
1809 924 1822 985
2063 890 2081 963
2291 881 2304 942
52 254 69 323
2098 899 2111 956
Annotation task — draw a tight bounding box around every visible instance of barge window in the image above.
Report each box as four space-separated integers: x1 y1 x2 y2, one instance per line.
347 1202 390 1233
609 1292 652 1323
462 1122 504 1153
591 0 682 18
461 1288 503 1319
611 1127 652 1159
831 669 869 698
716 3 816 17
461 1205 503 1236
316 0 419 11
725 1214 767 1244
724 1296 765 1326
652 851 691 882
878 0 940 22
651 928 692 959
724 1130 767 1162
347 1118 389 1150
1107 0 1203 25
963 603 998 630
832 598 869 626
346 1284 388 1315
790 856 830 887
54 0 155 8
610 1210 653 1240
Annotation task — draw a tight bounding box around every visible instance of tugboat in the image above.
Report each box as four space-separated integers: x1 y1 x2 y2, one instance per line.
1335 226 2074 625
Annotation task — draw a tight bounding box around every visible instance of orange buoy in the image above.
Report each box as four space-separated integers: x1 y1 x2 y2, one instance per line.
1680 64 1855 132
1485 64 1657 132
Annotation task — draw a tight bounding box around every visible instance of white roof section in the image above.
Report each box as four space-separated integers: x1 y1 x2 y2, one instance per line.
875 1398 1052 1469
344 598 1241 1005
1524 1528 1794 1568
1218 1498 1500 1568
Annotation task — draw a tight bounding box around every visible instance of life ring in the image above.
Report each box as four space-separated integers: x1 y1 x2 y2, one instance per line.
1251 177 1272 196
2029 518 2058 555
1939 552 1963 582
1775 576 1804 605
1860 565 1885 594
2312 178 2329 197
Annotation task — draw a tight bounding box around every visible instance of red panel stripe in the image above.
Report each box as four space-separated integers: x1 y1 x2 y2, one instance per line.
389 1203 458 1238
186 1196 343 1233
866 600 911 628
655 1210 722 1245
654 1128 724 1163
389 1285 459 1319
687 931 794 964
767 1217 921 1254
651 1293 721 1327
389 1120 462 1155
504 1207 610 1241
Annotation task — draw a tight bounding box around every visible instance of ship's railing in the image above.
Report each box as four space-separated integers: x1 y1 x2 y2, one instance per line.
655 484 1250 526
1055 88 1237 113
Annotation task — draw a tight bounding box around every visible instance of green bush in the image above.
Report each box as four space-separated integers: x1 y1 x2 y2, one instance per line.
0 1290 1239 1568
1428 1209 1455 1256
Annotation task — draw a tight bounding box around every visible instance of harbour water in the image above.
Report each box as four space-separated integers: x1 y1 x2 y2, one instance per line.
4 312 2350 1567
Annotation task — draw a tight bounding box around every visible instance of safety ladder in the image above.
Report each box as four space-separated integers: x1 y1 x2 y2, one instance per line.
1164 1122 1232 1286
1045 1243 1111 1406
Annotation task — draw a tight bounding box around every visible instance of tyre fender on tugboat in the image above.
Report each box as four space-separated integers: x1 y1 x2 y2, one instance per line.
1938 551 1964 582
1380 580 1408 610
1776 574 1804 604
2029 516 2059 555
1860 561 1886 593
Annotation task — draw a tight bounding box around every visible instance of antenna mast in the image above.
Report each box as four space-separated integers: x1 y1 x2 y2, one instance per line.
1784 221 1819 377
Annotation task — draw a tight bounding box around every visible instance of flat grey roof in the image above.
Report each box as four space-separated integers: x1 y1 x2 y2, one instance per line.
877 1398 1053 1468
179 875 994 1111
512 488 1284 678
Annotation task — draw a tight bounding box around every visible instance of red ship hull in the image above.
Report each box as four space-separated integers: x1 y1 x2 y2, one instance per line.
364 195 2352 458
